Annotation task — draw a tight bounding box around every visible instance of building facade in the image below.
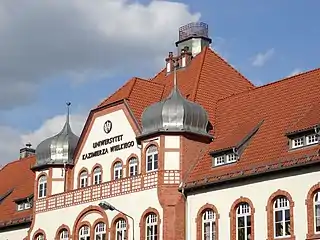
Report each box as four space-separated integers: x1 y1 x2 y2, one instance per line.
0 22 320 240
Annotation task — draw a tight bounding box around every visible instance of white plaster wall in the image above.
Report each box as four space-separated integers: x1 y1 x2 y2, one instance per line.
30 189 163 240
35 170 48 179
164 152 180 170
74 109 141 188
52 168 64 178
187 170 319 240
51 180 64 195
164 136 179 149
142 137 160 150
0 227 28 240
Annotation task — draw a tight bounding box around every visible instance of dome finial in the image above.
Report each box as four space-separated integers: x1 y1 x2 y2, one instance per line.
66 102 71 124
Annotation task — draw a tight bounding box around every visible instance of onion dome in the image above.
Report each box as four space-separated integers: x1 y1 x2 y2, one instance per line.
140 67 211 138
34 103 79 168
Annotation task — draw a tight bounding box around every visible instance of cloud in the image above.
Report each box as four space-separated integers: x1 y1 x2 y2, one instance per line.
288 68 302 77
251 48 275 67
0 113 86 166
0 0 200 109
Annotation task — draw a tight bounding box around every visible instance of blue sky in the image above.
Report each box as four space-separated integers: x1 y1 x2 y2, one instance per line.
0 0 319 163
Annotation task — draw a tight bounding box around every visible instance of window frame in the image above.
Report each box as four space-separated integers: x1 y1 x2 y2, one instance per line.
93 167 102 185
314 191 320 234
79 170 88 188
146 145 159 172
59 229 69 240
236 203 252 240
129 157 138 176
273 196 291 238
146 213 158 240
113 161 123 180
79 225 90 240
94 222 107 240
202 209 216 240
38 175 47 199
115 218 127 240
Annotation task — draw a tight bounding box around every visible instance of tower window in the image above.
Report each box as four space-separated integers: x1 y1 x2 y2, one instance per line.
93 167 102 185
146 145 158 172
79 170 88 188
38 175 47 198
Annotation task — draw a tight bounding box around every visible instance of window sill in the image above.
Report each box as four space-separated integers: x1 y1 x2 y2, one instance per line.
306 233 320 240
271 236 295 240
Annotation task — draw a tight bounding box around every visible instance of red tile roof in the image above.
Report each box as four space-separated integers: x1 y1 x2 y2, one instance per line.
185 68 320 187
0 155 35 228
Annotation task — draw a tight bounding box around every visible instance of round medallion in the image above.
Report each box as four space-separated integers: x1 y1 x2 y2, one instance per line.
103 120 112 134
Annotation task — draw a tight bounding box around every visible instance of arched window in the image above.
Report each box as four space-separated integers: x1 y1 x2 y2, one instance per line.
79 225 90 240
202 210 216 240
146 213 158 239
314 191 320 233
115 219 127 240
114 162 123 180
273 196 290 237
94 222 106 240
38 175 47 198
236 203 251 240
146 145 158 172
129 157 138 176
35 234 45 240
59 229 69 240
79 170 88 188
93 167 102 185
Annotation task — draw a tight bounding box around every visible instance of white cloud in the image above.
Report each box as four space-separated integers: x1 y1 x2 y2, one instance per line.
0 113 86 166
0 0 200 109
288 68 302 77
251 48 275 67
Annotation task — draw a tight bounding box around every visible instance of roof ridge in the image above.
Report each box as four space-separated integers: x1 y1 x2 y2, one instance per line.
208 47 255 88
0 155 34 173
149 67 166 81
191 47 207 101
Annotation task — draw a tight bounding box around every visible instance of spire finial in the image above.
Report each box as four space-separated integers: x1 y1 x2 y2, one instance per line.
66 102 71 124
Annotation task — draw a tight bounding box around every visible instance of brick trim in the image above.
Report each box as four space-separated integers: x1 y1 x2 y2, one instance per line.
32 228 47 240
195 203 220 240
77 167 89 188
91 163 103 185
111 158 124 180
306 182 320 239
139 207 161 240
229 197 255 240
54 224 71 240
266 189 295 240
110 213 129 240
72 205 109 239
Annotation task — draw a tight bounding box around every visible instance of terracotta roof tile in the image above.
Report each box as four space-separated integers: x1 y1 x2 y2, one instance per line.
0 155 35 227
186 68 320 186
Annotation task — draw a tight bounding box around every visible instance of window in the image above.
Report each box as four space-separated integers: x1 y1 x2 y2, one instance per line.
214 152 238 166
146 145 158 172
94 222 106 240
35 234 44 240
274 196 290 238
129 157 138 176
116 219 127 240
25 202 31 209
236 203 251 240
17 203 24 211
79 171 88 188
146 213 158 240
93 167 102 185
307 134 318 145
79 225 90 240
114 162 123 180
17 201 32 211
202 210 216 240
314 191 320 233
38 175 47 198
60 229 69 240
292 137 304 148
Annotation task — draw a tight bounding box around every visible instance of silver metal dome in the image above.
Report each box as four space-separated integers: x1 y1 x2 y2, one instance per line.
34 103 79 167
141 67 210 137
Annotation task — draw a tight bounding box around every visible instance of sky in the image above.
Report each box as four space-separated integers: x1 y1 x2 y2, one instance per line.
0 0 319 165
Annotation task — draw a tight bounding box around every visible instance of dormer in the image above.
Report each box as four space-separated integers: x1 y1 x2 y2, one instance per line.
287 126 319 150
14 195 33 211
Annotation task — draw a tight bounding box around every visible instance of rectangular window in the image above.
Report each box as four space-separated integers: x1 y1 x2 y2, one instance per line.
292 137 304 149
17 203 24 211
94 174 101 185
226 153 237 163
80 177 88 188
130 164 138 176
24 202 31 209
306 134 318 145
214 156 225 166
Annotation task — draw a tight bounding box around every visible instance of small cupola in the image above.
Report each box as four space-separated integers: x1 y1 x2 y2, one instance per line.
34 102 79 168
139 62 211 139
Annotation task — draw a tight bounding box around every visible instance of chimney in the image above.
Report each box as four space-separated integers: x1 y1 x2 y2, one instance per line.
20 143 35 159
180 46 192 68
165 52 174 73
